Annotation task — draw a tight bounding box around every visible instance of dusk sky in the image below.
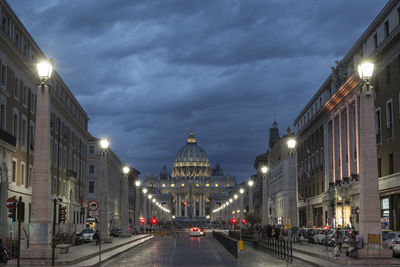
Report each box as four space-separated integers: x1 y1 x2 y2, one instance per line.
9 0 387 182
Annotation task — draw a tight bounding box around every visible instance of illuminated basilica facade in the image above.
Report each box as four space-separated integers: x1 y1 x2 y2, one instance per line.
142 130 236 222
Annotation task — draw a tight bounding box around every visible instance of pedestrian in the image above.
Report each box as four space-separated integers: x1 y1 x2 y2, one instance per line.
94 230 100 246
334 230 342 259
347 231 357 258
275 226 281 240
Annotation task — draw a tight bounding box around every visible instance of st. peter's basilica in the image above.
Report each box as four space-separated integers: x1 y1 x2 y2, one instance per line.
142 130 236 223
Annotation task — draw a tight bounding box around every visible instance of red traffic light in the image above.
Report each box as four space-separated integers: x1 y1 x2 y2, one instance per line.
242 219 247 224
181 201 186 207
151 218 157 225
140 218 146 224
231 218 237 225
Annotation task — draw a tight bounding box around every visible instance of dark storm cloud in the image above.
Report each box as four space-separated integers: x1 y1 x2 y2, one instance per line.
8 0 388 181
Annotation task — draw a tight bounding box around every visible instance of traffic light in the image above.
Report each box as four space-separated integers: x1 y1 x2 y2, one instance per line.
58 205 66 223
140 218 146 224
8 202 16 222
151 218 157 225
17 201 25 222
242 219 247 225
181 201 186 207
231 218 237 225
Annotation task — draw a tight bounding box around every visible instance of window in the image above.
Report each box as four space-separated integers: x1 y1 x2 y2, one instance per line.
30 124 34 150
89 181 95 193
21 118 27 146
376 108 381 144
28 166 32 187
14 78 19 100
384 20 389 38
13 112 18 139
1 65 6 87
373 34 378 49
386 65 391 84
89 165 94 174
378 158 382 177
386 99 393 138
20 162 25 186
389 153 394 175
0 103 5 130
23 87 27 106
12 159 17 183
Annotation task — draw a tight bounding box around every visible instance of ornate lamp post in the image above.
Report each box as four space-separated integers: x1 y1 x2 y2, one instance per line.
239 188 244 228
121 166 131 236
287 137 299 227
142 188 148 224
357 61 389 258
22 59 53 260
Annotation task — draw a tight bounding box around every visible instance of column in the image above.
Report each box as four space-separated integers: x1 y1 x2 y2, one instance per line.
135 187 140 225
22 83 52 259
178 195 182 216
99 150 111 242
184 194 188 217
358 87 386 257
199 195 203 217
202 195 206 217
346 104 351 177
143 194 147 222
239 194 244 226
261 174 267 225
121 175 130 236
175 195 178 217
193 195 196 217
249 188 254 213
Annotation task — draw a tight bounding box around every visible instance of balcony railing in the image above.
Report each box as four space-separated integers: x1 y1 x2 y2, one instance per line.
0 128 16 147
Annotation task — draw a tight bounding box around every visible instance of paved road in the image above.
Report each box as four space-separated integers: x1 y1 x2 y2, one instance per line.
101 233 312 267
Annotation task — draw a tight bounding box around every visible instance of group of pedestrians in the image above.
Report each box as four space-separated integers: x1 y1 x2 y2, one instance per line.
333 230 363 259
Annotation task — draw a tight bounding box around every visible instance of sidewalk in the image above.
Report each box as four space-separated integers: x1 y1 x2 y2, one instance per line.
7 234 153 266
292 242 400 266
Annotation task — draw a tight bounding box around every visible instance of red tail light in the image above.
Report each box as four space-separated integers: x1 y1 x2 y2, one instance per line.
395 241 400 244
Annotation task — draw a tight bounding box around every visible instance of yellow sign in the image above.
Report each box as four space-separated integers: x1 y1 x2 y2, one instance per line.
238 240 243 251
368 234 381 244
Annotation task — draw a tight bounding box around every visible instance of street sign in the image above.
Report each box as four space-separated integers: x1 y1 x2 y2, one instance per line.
88 200 99 211
89 210 98 216
6 197 17 209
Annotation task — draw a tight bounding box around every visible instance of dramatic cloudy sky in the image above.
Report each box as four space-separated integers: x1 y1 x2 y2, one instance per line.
9 0 387 181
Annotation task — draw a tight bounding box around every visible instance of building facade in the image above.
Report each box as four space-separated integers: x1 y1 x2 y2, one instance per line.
294 0 400 230
0 0 90 249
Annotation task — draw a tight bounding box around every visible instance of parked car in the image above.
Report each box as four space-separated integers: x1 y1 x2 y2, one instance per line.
382 229 395 249
110 228 122 237
81 228 97 242
128 225 139 235
313 229 329 244
392 232 400 257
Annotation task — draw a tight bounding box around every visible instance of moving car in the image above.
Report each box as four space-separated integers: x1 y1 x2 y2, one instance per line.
81 228 97 242
190 227 204 237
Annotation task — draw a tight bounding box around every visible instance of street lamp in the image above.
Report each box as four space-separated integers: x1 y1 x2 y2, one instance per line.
357 61 387 258
287 137 299 227
261 166 268 175
261 165 269 225
100 138 110 151
239 188 244 194
234 194 238 200
134 180 141 226
121 165 130 236
135 180 141 187
23 58 54 262
143 188 148 194
248 180 254 187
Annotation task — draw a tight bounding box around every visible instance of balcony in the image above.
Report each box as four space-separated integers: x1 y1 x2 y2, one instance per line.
0 128 16 147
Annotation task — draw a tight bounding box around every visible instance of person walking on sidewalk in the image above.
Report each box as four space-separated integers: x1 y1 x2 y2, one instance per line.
334 230 343 259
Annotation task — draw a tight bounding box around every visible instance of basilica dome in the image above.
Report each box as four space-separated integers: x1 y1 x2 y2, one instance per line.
172 130 211 178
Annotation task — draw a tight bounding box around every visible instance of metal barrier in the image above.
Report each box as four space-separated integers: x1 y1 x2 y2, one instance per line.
256 238 293 264
228 230 240 240
213 231 239 258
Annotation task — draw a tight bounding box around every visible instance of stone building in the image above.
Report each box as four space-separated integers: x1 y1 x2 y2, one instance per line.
294 0 400 230
0 0 90 249
141 130 236 224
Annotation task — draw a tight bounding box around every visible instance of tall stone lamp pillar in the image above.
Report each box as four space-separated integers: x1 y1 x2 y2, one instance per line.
142 188 148 224
239 188 244 227
22 59 54 260
135 181 141 225
99 139 111 243
261 166 268 225
248 180 254 213
357 61 391 258
121 166 131 237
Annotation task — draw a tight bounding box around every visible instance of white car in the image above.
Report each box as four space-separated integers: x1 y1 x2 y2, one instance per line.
392 232 400 257
81 228 97 242
190 227 203 237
